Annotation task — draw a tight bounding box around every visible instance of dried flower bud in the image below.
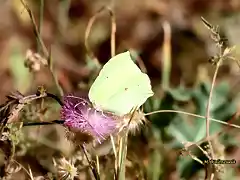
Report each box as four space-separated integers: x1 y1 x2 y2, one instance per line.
53 158 78 180
25 49 48 72
118 110 147 134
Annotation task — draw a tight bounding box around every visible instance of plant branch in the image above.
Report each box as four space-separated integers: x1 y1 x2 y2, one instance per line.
145 110 240 129
108 7 116 57
205 62 221 161
38 0 44 53
201 16 227 179
20 0 64 97
84 7 105 68
20 0 48 57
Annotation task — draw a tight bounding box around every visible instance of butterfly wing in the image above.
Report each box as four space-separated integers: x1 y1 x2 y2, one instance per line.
88 51 153 116
98 73 153 115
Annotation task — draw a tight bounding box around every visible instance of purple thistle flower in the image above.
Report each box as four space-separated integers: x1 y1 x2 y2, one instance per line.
60 95 117 143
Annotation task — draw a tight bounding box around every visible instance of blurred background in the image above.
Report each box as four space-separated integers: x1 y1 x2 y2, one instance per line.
1 0 240 179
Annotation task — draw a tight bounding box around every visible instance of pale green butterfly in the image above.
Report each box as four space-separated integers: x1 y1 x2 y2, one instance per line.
88 51 154 116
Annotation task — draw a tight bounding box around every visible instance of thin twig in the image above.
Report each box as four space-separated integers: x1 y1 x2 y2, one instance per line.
85 7 116 68
108 7 116 57
80 145 100 180
96 155 100 175
110 135 117 158
161 20 172 89
116 109 136 180
184 131 220 151
129 50 148 73
13 160 34 180
20 0 64 97
38 0 44 53
117 130 128 180
0 89 63 132
201 16 226 179
205 62 221 160
48 47 64 97
20 0 48 57
22 120 64 126
145 110 240 129
5 92 47 124
85 7 105 68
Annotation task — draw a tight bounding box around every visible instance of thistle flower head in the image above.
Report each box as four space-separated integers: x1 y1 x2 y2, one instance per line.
60 95 117 143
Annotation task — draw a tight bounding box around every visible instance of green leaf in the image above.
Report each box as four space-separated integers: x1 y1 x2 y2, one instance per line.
168 116 194 142
9 42 32 93
166 86 192 102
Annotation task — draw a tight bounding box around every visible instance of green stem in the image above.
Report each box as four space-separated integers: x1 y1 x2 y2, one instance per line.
38 0 44 53
117 131 128 180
